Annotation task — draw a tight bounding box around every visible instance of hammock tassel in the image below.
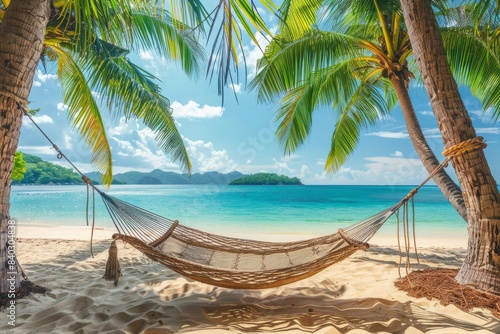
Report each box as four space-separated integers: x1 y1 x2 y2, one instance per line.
103 240 121 286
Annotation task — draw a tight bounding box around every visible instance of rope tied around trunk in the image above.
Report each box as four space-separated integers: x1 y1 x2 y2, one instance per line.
442 136 487 158
396 136 487 286
0 91 28 106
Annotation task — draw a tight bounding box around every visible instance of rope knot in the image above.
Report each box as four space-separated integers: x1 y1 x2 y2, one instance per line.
403 188 418 202
442 136 486 158
81 175 93 185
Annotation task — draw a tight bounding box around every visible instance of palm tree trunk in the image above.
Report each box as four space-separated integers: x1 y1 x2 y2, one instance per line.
389 75 467 222
400 0 500 292
0 0 51 294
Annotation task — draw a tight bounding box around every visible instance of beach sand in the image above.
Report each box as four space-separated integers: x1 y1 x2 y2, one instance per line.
1 226 498 333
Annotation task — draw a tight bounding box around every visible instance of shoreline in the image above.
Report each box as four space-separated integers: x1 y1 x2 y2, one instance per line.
15 224 469 249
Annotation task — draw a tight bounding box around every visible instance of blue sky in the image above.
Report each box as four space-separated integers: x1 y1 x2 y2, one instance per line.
18 11 500 186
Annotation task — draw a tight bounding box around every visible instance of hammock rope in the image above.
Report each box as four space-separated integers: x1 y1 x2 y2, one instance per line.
18 102 487 289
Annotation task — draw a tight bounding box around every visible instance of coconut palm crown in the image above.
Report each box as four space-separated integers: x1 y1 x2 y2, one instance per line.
0 0 277 185
251 0 499 172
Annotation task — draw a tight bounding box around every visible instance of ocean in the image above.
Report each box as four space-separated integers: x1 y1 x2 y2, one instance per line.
10 184 467 241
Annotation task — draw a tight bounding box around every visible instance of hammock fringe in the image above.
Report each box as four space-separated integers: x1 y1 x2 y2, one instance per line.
103 240 121 286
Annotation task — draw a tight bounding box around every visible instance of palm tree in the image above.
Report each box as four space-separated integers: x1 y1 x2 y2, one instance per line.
0 0 276 295
253 0 500 293
400 0 500 292
251 0 500 220
250 0 479 220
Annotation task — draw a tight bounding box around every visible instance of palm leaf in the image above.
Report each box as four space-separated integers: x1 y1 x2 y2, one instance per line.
326 80 389 172
442 28 500 120
108 11 205 77
274 85 316 155
52 45 113 185
251 30 362 103
78 42 192 173
277 0 323 38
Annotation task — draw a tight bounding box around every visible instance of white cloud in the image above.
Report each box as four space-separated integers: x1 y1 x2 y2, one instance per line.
299 164 311 178
139 50 154 60
171 100 224 119
476 127 500 134
137 127 156 143
420 110 434 116
470 108 495 124
32 114 53 124
271 157 295 174
23 114 53 128
366 131 408 139
17 145 55 155
229 83 243 94
137 50 166 76
185 138 238 173
36 70 58 82
364 156 422 173
109 117 138 136
112 136 178 170
236 156 309 179
57 103 68 111
33 81 42 87
305 156 427 185
91 91 101 100
110 123 179 170
112 137 135 153
391 151 404 157
422 128 445 139
63 133 73 150
242 29 276 79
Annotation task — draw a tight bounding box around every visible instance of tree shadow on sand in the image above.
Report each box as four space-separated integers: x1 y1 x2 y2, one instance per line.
157 284 498 333
9 240 498 333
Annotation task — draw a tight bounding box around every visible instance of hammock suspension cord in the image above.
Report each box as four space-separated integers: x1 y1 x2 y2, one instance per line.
18 102 487 289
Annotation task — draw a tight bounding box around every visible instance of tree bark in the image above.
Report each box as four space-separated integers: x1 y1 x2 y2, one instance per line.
389 74 467 222
400 0 500 292
0 0 51 294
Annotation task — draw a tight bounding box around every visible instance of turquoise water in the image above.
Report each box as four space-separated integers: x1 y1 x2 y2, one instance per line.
10 184 465 238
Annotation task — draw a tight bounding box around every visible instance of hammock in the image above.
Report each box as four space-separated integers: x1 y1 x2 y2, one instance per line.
99 189 402 289
18 102 486 289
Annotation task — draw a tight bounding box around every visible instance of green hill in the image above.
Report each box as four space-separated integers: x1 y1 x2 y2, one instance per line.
229 173 302 185
14 153 247 185
86 170 245 184
13 153 84 185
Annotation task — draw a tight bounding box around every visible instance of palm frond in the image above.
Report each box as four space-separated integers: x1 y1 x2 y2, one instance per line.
202 0 277 100
59 0 139 44
77 43 192 173
250 30 361 103
52 45 113 185
108 11 205 77
442 28 500 120
277 0 323 37
272 53 391 164
169 0 210 31
321 0 401 30
274 85 315 155
326 80 389 172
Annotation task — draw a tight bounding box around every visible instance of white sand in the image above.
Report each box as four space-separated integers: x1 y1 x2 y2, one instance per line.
1 226 498 333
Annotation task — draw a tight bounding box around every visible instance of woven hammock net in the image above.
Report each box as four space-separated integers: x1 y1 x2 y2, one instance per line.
100 191 401 289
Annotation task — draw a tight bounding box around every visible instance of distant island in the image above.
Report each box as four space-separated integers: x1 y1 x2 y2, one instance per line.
229 173 302 185
14 153 302 186
87 170 245 185
14 152 245 185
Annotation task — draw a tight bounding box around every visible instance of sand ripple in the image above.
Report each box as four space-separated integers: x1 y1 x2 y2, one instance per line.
0 240 497 334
